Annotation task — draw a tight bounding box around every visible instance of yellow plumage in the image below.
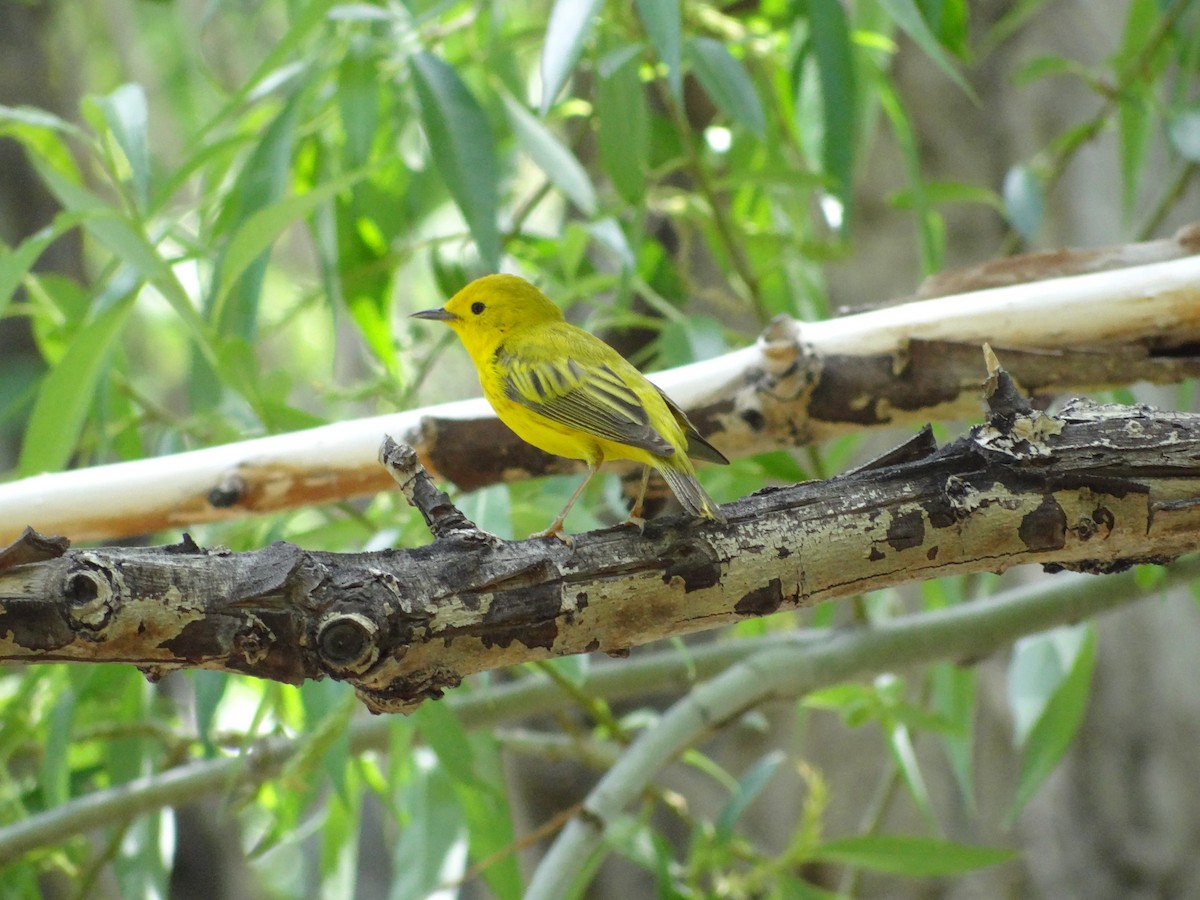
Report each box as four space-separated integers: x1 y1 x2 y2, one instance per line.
412 274 728 542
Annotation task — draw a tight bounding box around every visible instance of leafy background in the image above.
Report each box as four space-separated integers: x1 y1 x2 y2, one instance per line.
1 0 1199 897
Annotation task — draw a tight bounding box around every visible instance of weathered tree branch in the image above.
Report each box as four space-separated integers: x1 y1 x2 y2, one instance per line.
2 229 1200 544
3 561 1191 868
3 357 1200 713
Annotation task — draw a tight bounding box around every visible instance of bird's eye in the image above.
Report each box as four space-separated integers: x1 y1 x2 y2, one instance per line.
471 301 485 315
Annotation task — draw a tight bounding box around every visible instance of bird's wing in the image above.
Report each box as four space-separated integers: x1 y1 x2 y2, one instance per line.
497 335 676 458
655 387 730 465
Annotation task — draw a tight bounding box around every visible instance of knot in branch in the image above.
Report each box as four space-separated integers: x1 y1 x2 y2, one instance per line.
316 612 381 676
64 554 124 631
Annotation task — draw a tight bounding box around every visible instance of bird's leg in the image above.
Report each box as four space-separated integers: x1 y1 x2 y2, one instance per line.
622 465 652 533
531 464 598 546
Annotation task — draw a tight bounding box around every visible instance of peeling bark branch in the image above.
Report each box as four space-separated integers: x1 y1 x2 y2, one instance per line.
7 560 1189 868
2 232 1200 544
3 361 1200 713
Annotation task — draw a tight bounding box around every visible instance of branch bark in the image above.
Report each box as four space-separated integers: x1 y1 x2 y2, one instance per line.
2 229 1200 544
2 357 1199 713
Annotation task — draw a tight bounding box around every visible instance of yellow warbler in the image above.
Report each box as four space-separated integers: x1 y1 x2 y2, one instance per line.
412 274 728 542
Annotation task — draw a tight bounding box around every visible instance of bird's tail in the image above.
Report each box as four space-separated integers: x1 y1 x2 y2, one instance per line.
658 461 727 524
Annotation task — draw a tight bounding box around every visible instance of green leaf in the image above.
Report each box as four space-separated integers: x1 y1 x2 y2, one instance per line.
1002 163 1043 239
1007 623 1088 744
544 652 590 687
540 0 605 115
93 83 151 208
981 0 1056 56
814 834 1016 876
685 38 766 137
211 169 367 327
890 179 1003 210
1011 54 1090 86
656 315 728 368
1167 106 1200 162
888 723 937 830
338 43 380 170
192 670 229 757
1115 0 1161 217
918 0 969 57
0 102 86 139
319 771 363 890
585 217 635 269
208 89 303 341
0 104 87 188
29 156 166 277
1118 86 1151 219
390 760 466 899
410 52 501 269
0 211 89 320
634 0 682 101
931 663 977 816
595 48 649 205
877 0 976 100
715 750 785 842
289 683 355 804
502 92 597 214
414 699 480 788
873 71 942 272
1008 625 1096 822
18 293 135 476
42 686 75 808
808 0 858 219
452 733 522 899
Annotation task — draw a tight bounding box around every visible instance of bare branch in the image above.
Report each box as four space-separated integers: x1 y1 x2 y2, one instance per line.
2 231 1200 544
6 560 1187 868
3 357 1200 713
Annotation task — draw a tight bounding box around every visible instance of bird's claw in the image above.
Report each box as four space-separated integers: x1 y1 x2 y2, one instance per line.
530 524 575 548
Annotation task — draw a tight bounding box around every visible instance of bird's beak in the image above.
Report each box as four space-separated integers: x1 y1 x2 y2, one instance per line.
410 307 459 322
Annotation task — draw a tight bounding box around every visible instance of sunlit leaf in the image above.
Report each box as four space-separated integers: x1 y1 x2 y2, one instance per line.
809 0 858 220
410 52 500 268
1011 54 1090 85
390 758 466 899
877 0 976 99
192 671 229 757
453 733 522 899
414 699 479 788
1002 163 1043 239
874 71 942 272
1167 106 1200 162
540 0 605 115
888 723 937 830
814 834 1015 876
634 0 682 100
93 83 151 208
595 48 648 205
208 90 303 341
0 212 89 321
685 38 765 137
502 92 597 214
18 293 135 475
42 686 75 808
715 750 785 842
1008 626 1097 822
338 43 379 169
931 663 977 816
1008 623 1089 744
211 169 367 327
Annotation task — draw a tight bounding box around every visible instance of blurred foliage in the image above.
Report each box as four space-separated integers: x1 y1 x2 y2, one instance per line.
1 0 1198 896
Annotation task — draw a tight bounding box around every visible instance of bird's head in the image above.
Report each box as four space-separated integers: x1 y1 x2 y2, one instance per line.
411 274 563 358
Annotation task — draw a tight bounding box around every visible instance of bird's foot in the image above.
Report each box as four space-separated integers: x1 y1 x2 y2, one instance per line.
530 523 574 547
622 513 646 534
